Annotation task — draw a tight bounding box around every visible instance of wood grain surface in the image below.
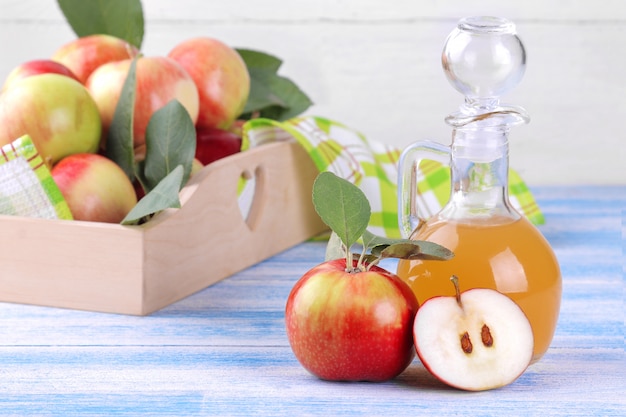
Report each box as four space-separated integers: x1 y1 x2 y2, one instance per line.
0 185 624 416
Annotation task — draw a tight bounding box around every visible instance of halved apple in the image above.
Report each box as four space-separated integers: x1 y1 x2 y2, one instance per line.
413 276 534 391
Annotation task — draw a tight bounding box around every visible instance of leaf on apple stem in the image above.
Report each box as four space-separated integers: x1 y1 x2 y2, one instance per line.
324 231 345 262
56 0 144 48
139 100 196 193
313 172 371 268
121 165 184 225
106 56 138 181
312 172 453 271
376 242 454 261
364 229 453 261
236 49 313 121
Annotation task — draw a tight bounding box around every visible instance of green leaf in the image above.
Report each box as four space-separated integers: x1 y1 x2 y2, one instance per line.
358 254 380 265
237 49 313 120
57 0 144 48
362 229 454 261
241 68 286 113
362 229 401 251
324 231 345 261
106 56 138 181
140 100 196 193
375 241 454 261
121 165 184 225
236 49 283 73
312 172 370 251
248 74 314 121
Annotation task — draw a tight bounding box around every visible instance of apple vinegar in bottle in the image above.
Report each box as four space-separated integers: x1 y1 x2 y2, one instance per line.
396 16 561 363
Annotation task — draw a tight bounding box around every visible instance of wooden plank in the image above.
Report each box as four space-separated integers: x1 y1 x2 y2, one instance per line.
0 346 622 415
0 216 146 313
0 185 623 415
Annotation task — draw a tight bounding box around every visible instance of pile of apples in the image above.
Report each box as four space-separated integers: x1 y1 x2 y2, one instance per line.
0 34 248 223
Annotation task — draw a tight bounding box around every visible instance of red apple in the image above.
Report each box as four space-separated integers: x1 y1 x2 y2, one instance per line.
0 73 102 165
51 153 138 223
285 258 419 382
132 179 146 202
194 126 242 165
51 34 139 84
168 37 250 130
86 56 199 149
2 59 79 92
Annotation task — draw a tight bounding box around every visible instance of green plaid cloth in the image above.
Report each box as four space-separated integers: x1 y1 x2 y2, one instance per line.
0 135 73 220
242 116 544 239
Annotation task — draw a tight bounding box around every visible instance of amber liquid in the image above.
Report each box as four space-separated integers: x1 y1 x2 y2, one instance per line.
397 215 561 363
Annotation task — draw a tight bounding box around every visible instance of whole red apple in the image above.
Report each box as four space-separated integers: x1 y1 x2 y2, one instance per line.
86 56 199 149
52 34 139 84
51 153 138 223
195 126 242 165
0 73 101 165
2 59 79 92
168 37 250 130
285 258 419 382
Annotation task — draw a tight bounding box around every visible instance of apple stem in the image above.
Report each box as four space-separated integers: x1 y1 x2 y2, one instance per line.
450 275 462 307
344 246 364 273
357 247 372 271
344 245 353 272
365 258 379 271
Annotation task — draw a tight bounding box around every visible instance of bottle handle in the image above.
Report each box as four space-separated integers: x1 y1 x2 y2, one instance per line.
397 140 450 238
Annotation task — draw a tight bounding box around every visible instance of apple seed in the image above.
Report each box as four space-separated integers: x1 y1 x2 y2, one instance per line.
460 331 473 354
481 324 494 347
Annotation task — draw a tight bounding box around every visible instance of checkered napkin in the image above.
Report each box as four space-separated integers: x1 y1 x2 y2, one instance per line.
0 135 73 220
243 116 544 239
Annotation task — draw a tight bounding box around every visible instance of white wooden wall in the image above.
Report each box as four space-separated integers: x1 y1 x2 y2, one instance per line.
2 1 625 185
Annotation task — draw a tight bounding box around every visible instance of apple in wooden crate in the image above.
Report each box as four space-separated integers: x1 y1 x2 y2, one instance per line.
51 153 138 223
1 59 80 92
194 126 242 165
52 34 139 84
168 37 250 130
86 56 200 150
0 73 101 165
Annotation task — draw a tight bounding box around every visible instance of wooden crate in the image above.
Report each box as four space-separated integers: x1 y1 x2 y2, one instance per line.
0 141 327 315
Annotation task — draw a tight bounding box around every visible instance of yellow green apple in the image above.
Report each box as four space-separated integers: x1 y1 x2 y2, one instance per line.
0 73 102 165
168 37 250 130
86 56 199 150
51 153 138 223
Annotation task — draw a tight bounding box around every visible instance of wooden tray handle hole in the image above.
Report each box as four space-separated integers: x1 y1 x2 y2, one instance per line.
239 166 267 231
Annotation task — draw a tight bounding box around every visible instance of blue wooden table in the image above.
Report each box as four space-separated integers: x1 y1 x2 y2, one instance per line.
1 186 624 416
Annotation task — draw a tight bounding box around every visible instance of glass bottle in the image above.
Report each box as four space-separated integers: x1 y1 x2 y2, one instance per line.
396 16 561 363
